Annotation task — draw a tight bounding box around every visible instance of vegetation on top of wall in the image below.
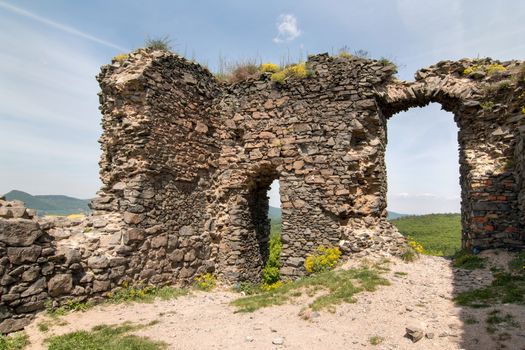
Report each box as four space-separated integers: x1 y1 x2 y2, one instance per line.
144 35 172 51
270 62 310 84
463 63 507 76
112 53 129 63
259 63 280 73
215 58 259 83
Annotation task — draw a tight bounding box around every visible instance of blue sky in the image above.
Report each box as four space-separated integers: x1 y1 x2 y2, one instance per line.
1 1 524 214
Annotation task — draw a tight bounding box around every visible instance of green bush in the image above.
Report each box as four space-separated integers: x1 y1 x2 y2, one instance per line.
262 229 282 284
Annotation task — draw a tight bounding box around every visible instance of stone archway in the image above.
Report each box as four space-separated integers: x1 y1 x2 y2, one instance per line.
375 60 524 249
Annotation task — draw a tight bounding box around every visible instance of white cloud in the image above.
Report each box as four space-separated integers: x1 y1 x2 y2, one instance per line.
273 14 301 43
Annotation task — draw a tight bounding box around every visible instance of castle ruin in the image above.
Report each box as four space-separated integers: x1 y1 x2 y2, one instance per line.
1 49 524 333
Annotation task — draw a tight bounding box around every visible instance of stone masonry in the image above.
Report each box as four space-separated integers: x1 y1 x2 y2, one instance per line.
1 49 524 333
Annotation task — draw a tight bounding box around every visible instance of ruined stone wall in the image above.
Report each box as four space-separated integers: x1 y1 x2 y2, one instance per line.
378 58 525 248
1 49 524 333
0 198 121 333
208 54 404 281
94 51 222 285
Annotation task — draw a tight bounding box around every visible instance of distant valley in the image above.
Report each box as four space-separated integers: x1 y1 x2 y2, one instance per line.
3 190 410 220
3 190 91 216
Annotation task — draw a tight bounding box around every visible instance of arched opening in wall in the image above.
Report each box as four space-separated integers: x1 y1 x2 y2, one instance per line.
245 166 281 281
386 103 461 256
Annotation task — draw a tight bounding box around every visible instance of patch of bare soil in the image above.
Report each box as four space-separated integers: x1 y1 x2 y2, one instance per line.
24 252 525 350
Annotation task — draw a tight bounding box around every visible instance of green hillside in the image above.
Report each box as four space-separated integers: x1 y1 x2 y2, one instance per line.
3 190 91 216
391 213 461 256
387 211 409 220
268 206 281 219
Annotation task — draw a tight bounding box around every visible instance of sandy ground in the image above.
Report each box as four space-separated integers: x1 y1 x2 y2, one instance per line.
24 252 525 350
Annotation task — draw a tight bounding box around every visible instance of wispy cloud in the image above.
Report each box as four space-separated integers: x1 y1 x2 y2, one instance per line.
273 14 301 43
0 1 128 51
0 12 103 197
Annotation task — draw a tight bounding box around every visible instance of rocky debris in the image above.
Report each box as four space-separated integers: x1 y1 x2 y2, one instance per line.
405 325 425 343
0 199 35 220
272 337 284 345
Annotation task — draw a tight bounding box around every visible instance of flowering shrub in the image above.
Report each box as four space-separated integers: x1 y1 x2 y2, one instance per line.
304 246 342 274
112 53 129 62
194 273 216 291
270 63 310 83
259 63 280 73
521 107 525 115
260 280 284 291
463 63 506 76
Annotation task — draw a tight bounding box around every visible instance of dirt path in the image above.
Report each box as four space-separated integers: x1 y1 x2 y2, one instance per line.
24 253 525 350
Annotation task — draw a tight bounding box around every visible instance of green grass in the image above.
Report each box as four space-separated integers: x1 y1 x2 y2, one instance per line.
45 322 166 350
486 310 520 334
369 335 384 345
45 286 188 317
231 267 390 313
453 250 485 269
107 285 188 304
392 213 461 256
0 332 29 350
454 254 525 308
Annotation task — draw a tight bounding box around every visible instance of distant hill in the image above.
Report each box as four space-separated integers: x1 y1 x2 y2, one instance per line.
391 213 461 256
3 190 91 216
269 206 407 221
268 206 281 220
387 211 409 220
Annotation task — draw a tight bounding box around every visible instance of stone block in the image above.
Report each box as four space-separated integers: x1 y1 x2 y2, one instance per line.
48 274 73 297
7 246 42 264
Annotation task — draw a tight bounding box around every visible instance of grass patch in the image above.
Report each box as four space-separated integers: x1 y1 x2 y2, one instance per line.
394 271 408 277
392 213 461 256
45 322 166 350
486 310 519 334
453 250 485 270
369 335 384 345
194 273 216 291
45 299 91 317
0 332 29 350
45 285 188 317
455 254 525 308
107 284 188 303
231 267 389 313
464 315 479 325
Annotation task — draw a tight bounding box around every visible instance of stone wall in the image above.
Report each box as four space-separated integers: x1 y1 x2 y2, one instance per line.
0 198 121 333
1 49 524 333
